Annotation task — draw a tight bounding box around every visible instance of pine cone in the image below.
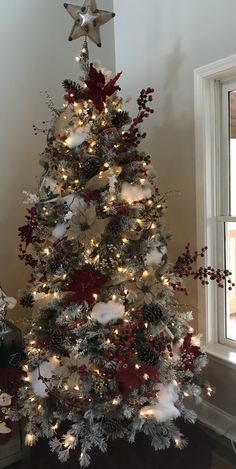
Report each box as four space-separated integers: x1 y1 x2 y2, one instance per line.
83 158 102 178
107 219 122 235
48 258 62 274
103 419 124 437
20 293 35 308
62 79 82 102
141 303 165 324
49 327 68 356
137 345 158 366
111 110 131 128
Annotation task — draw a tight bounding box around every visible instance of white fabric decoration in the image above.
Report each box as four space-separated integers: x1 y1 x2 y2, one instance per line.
65 124 91 149
91 301 125 325
0 393 13 407
145 247 167 267
140 384 180 422
121 183 152 203
30 357 60 398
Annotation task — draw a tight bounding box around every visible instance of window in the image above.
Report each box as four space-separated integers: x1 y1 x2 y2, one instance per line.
219 83 236 345
195 55 236 365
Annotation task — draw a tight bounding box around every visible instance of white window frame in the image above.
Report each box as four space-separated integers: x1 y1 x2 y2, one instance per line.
194 54 236 368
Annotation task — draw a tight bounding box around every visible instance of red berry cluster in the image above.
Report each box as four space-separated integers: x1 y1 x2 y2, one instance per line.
180 333 203 375
123 88 155 147
172 243 235 293
19 208 39 268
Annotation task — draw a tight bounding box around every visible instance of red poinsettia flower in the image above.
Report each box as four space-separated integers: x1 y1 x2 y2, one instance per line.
116 360 159 394
66 269 108 305
80 64 122 113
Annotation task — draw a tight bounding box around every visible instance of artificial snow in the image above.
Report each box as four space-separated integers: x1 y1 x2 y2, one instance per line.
30 358 60 398
91 301 125 325
121 182 152 203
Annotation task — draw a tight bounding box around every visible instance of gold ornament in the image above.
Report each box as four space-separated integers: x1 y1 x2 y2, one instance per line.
64 0 115 47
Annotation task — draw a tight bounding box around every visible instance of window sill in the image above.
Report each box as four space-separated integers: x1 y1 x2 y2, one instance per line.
206 343 236 369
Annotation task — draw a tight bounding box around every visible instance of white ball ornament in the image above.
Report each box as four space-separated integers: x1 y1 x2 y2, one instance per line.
91 301 125 325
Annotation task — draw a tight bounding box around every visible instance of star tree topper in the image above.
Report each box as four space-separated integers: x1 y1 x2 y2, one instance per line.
64 0 115 47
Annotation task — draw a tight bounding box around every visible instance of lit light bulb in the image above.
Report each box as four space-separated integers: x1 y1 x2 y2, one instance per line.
207 386 213 397
25 433 37 446
51 423 58 431
161 276 169 287
112 398 119 405
64 435 76 448
142 271 149 278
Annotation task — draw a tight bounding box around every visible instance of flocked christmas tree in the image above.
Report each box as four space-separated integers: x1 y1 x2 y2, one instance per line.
14 0 234 465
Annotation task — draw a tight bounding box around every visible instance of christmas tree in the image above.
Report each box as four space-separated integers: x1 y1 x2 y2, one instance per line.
14 0 231 465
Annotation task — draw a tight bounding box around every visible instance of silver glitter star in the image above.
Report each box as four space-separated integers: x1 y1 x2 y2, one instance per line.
64 0 115 47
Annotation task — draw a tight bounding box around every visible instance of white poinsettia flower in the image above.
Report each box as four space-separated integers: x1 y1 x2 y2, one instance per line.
128 275 161 306
91 301 125 325
67 204 109 245
121 182 152 203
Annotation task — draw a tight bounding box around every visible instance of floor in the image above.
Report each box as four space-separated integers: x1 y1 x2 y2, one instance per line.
5 423 236 469
212 454 236 468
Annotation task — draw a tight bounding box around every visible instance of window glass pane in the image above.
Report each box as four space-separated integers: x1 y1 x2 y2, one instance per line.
229 91 236 215
225 222 236 341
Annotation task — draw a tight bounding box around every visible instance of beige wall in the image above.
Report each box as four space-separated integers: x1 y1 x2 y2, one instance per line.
0 0 115 328
114 0 236 416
